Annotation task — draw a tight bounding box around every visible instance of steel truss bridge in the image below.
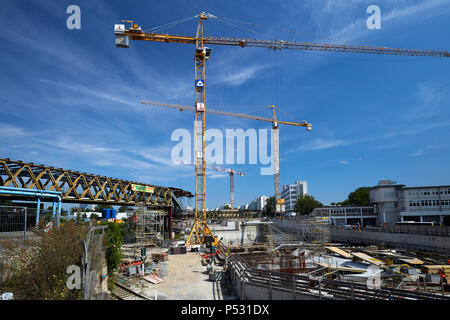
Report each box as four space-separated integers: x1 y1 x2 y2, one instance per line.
0 158 192 208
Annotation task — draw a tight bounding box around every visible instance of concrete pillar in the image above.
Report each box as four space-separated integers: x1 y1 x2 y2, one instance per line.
420 216 423 222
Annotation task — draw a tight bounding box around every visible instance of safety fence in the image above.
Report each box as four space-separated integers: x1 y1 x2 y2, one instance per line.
220 243 450 300
0 206 37 233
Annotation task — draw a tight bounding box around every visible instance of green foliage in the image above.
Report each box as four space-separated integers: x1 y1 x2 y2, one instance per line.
262 196 276 216
118 206 128 213
0 221 87 300
90 213 99 220
294 194 323 216
95 204 113 212
0 199 13 206
339 187 370 206
100 222 124 275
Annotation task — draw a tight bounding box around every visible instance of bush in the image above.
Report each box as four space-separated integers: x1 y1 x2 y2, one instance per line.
0 221 87 300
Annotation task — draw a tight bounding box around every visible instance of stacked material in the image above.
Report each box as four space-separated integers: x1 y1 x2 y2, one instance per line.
143 274 165 284
152 252 169 261
422 265 450 281
170 246 187 255
421 265 449 274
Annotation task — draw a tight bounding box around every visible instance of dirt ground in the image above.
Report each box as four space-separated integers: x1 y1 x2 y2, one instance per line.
124 251 238 300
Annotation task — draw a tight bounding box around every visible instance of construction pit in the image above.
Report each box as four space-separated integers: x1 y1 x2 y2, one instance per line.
113 211 450 300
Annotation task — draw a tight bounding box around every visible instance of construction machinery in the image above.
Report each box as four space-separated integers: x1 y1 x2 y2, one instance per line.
114 12 449 245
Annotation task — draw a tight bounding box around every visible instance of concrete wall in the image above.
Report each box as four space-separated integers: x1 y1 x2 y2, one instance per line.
330 229 450 254
209 221 264 247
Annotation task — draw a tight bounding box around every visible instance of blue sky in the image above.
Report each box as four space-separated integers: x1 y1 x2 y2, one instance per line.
1 0 450 209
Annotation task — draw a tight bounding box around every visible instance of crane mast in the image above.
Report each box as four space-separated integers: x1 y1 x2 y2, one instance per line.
189 13 213 245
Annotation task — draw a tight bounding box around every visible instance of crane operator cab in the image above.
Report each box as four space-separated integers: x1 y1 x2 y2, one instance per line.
196 47 212 60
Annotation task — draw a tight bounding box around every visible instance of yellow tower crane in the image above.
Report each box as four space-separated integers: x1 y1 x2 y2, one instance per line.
114 13 449 245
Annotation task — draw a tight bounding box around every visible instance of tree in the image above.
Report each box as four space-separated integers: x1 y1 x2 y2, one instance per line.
294 194 323 216
0 199 13 206
340 187 370 206
118 206 128 213
95 204 113 212
223 204 231 210
262 196 276 216
100 221 124 290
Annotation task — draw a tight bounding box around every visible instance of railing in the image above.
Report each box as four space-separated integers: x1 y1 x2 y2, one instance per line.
222 244 449 300
0 206 37 233
332 225 450 237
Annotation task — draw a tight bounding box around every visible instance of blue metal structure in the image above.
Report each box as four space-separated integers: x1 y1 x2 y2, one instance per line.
0 186 62 228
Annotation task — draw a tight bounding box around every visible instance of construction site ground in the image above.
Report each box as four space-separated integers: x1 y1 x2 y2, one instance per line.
118 249 238 300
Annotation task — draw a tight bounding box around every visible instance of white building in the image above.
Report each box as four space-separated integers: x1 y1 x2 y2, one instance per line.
370 183 450 225
281 180 308 212
313 206 377 226
245 195 269 211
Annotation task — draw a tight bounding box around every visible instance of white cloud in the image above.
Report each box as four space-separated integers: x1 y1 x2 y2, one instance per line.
409 150 424 157
298 138 347 151
0 123 30 137
213 64 266 86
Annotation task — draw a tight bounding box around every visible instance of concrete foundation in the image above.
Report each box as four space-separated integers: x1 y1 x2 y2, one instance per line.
273 218 450 254
209 221 264 247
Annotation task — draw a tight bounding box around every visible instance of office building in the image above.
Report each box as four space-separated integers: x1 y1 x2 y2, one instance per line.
281 180 308 212
370 182 450 225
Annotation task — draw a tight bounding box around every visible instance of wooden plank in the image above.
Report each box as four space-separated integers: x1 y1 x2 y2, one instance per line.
314 262 366 273
325 246 353 259
352 252 385 267
398 258 424 265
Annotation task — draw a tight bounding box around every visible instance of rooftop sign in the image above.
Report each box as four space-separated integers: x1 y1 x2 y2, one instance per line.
378 179 397 185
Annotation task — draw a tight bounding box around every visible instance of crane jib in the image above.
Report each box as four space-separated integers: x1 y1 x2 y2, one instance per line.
123 30 450 57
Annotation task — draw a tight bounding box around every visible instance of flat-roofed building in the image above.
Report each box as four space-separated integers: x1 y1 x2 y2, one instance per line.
370 182 450 225
281 180 307 212
312 205 377 226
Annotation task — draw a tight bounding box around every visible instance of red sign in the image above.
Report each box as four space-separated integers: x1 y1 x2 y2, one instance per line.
378 179 397 185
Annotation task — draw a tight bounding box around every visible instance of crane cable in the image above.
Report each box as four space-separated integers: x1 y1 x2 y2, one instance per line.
210 15 363 46
142 15 198 33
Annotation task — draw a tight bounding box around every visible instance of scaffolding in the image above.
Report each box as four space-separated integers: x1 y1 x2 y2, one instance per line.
131 203 166 256
262 222 275 252
296 216 331 249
